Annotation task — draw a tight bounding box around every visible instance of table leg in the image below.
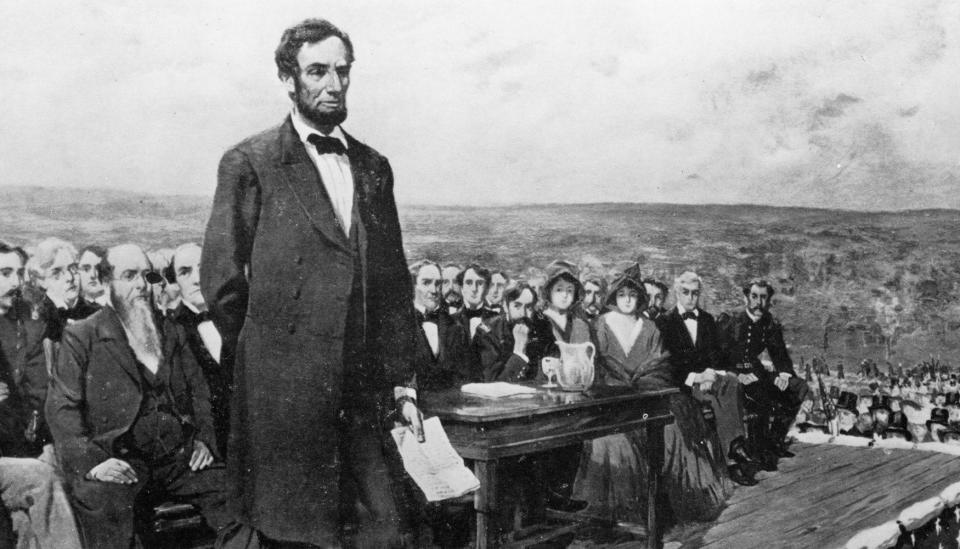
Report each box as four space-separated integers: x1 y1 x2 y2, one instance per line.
474 460 497 549
646 421 664 549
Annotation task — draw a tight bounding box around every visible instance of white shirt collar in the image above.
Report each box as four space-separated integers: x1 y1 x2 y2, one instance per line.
183 300 203 315
47 292 70 310
290 108 349 150
746 309 761 323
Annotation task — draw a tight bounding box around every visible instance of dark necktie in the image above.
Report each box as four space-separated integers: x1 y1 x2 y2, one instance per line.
416 309 440 324
462 308 485 320
308 134 346 156
195 310 212 323
681 311 698 321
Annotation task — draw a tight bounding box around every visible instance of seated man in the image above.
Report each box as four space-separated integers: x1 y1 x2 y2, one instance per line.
641 277 668 321
656 271 759 485
441 263 463 314
0 244 51 452
452 263 497 340
28 238 100 343
0 242 82 548
77 245 109 307
168 243 231 458
409 260 472 391
46 244 230 549
572 268 605 323
718 279 810 467
475 282 553 382
485 269 509 314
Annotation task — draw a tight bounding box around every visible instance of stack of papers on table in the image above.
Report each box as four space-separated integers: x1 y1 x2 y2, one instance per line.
461 382 538 398
391 417 479 502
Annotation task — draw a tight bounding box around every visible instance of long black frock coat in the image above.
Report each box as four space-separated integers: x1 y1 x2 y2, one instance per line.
200 116 418 545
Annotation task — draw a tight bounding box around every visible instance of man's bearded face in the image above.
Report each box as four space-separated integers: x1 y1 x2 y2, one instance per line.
746 285 771 315
0 252 24 313
109 247 162 363
582 282 601 314
287 37 351 130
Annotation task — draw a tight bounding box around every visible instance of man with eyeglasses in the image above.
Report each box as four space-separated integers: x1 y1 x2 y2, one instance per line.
46 244 230 549
718 279 811 469
29 238 100 345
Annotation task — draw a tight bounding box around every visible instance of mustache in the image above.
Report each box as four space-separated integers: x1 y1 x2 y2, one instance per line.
1 288 21 299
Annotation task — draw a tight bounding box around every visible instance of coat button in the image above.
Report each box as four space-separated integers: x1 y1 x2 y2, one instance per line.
287 322 296 334
295 255 303 265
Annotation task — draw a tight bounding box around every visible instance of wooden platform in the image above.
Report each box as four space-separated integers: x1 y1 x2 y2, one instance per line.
664 442 960 549
568 442 960 548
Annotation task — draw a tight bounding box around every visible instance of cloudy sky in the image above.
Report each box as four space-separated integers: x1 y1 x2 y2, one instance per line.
1 1 958 209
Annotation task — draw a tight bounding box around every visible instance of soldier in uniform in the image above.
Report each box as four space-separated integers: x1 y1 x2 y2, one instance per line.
718 279 810 468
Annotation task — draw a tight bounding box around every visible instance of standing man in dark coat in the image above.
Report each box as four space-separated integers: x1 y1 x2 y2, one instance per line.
718 278 811 465
201 18 424 548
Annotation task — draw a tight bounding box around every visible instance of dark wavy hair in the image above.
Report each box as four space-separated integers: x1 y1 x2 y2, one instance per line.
503 282 538 308
0 242 28 266
455 263 491 286
742 278 776 299
275 18 354 80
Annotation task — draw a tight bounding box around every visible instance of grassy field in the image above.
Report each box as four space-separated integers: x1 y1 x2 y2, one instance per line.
4 185 960 367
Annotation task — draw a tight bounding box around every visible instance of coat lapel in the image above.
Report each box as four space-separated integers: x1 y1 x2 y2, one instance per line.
670 310 696 350
277 117 352 254
97 308 142 388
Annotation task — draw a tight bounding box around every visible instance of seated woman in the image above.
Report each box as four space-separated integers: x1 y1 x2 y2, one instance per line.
573 266 732 527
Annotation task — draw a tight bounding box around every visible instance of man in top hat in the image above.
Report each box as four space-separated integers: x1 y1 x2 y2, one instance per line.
868 395 892 438
835 391 860 434
883 409 912 441
718 279 810 463
927 408 951 442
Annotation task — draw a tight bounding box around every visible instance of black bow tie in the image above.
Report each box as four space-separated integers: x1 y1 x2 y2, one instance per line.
195 310 212 323
681 311 698 321
462 308 485 320
308 134 346 156
417 309 440 324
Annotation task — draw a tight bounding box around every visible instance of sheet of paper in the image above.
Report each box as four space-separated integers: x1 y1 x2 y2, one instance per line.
460 382 538 398
391 417 479 502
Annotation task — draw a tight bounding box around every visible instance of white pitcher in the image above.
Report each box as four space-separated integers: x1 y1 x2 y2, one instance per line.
555 341 596 391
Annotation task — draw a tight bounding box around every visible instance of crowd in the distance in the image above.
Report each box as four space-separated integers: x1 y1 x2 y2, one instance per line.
797 356 960 446
0 236 828 545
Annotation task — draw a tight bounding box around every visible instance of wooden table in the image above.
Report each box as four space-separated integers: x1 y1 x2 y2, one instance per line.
421 383 677 549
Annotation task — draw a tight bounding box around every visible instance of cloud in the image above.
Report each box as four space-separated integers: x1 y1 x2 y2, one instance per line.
0 0 958 209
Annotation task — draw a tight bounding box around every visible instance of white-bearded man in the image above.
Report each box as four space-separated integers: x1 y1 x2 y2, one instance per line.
46 244 230 549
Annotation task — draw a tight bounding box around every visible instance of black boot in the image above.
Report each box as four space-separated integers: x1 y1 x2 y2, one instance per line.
770 415 796 458
728 436 762 467
727 463 758 486
748 416 779 471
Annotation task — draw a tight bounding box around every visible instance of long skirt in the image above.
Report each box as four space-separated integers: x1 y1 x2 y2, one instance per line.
572 393 732 523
